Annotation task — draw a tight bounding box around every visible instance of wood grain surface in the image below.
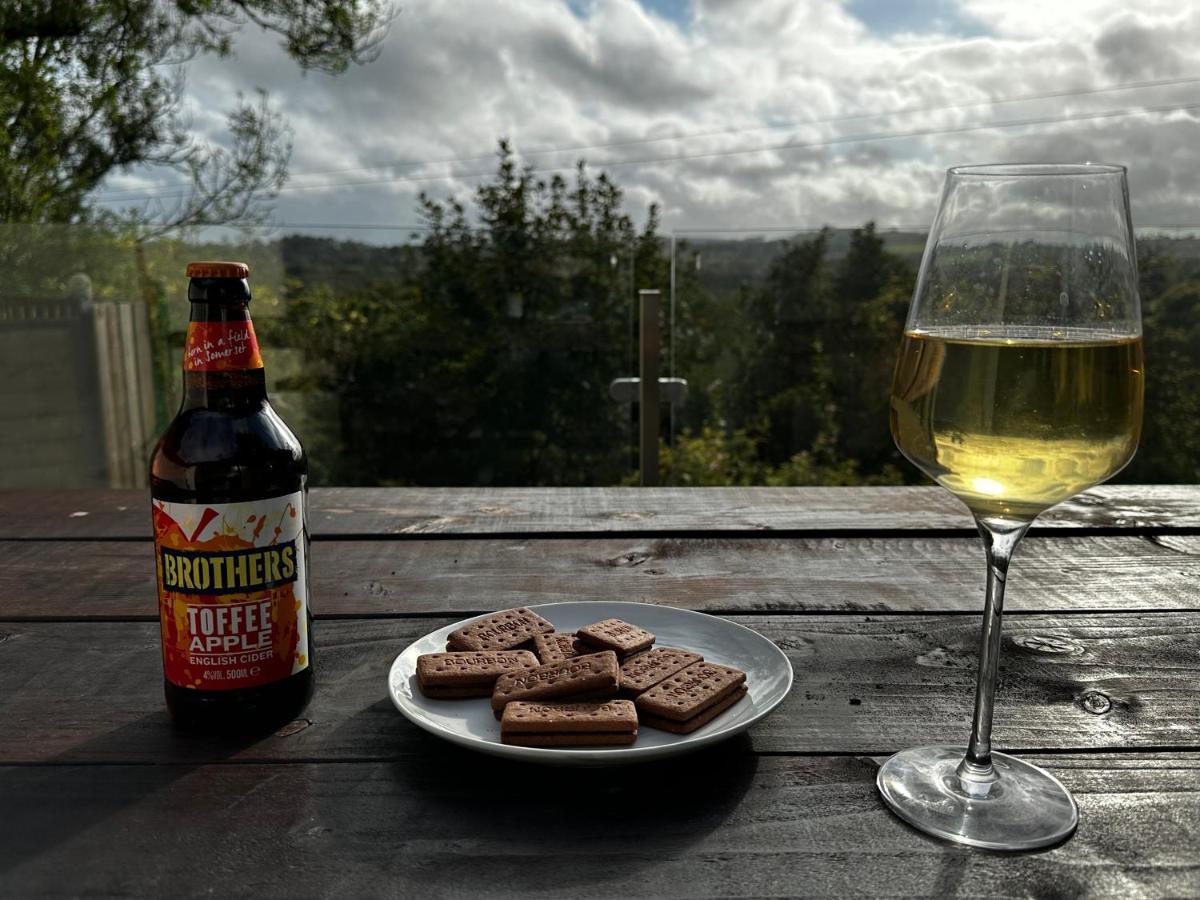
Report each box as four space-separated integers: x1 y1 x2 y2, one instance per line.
1 615 1196 764
5 487 1197 897
2 484 1197 539
2 753 1197 898
3 532 1199 619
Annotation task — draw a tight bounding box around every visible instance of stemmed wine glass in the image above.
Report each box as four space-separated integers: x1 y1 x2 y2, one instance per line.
878 164 1144 850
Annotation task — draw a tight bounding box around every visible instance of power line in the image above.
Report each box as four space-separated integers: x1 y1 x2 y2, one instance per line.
669 225 928 234
231 221 1200 235
256 221 428 231
92 72 1200 201
93 99 1200 205
670 224 1200 234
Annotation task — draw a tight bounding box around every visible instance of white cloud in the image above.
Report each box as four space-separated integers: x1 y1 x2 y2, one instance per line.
956 0 1182 38
97 0 1200 237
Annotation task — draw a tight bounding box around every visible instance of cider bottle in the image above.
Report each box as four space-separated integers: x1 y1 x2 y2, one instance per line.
149 261 313 729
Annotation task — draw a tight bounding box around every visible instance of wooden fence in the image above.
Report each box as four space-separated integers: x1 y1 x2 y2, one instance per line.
0 281 156 488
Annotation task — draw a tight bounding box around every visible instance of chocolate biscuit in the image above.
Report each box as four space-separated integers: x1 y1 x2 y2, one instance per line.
491 651 620 714
575 618 655 656
491 686 617 718
446 607 554 652
417 650 539 699
502 699 638 733
619 647 703 697
639 685 748 734
533 632 586 665
635 661 747 727
501 699 637 747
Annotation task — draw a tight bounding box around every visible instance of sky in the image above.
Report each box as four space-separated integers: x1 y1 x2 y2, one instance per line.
95 0 1200 243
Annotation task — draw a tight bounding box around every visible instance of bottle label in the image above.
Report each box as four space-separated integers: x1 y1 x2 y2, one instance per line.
183 321 264 371
153 491 309 691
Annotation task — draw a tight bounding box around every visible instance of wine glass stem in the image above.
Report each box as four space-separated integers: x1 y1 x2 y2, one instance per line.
959 518 1030 782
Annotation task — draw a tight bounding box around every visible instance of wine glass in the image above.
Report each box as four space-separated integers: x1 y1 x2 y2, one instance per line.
878 164 1144 850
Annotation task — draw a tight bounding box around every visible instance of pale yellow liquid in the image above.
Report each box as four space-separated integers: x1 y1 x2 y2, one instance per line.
891 327 1143 521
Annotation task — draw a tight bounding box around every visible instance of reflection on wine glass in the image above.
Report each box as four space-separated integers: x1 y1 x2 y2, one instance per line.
878 164 1144 850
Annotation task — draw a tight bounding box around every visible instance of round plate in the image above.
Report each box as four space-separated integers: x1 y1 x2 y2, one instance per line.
387 601 793 766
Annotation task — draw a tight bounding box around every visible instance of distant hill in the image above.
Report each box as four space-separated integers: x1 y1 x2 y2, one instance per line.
673 229 928 296
273 228 1200 298
279 235 425 290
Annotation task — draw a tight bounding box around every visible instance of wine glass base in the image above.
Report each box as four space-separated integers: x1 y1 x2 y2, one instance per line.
877 746 1078 850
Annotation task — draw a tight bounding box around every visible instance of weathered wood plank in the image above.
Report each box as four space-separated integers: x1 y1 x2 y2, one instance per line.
1 484 1197 540
4 533 1199 619
1 615 1197 764
1 753 1197 898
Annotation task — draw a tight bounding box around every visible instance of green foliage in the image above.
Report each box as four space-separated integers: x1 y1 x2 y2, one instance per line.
280 173 1184 490
283 142 664 486
724 229 830 459
0 222 142 296
278 162 923 490
652 426 767 487
657 425 906 487
1140 283 1200 479
124 213 1200 489
1121 251 1200 484
0 0 389 226
125 207 1200 490
682 223 918 485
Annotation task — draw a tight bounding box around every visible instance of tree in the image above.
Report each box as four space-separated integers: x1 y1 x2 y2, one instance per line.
720 223 915 481
726 229 832 462
822 223 914 470
0 0 390 228
1122 279 1200 482
284 142 667 486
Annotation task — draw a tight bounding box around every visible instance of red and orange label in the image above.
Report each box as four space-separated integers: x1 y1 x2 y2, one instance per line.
153 492 309 691
183 321 264 371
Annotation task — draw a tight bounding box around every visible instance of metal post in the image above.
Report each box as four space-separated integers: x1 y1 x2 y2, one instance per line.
639 289 660 486
669 235 676 450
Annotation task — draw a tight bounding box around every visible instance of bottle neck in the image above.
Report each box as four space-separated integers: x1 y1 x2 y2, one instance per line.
180 300 267 410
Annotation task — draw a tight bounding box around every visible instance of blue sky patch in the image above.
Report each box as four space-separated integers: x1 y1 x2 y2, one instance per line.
639 0 692 25
846 0 990 38
568 0 692 27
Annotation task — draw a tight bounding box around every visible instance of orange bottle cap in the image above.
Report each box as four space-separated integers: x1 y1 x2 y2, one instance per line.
186 261 250 279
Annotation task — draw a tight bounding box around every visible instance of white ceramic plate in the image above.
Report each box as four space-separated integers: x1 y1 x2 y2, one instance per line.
387 601 793 766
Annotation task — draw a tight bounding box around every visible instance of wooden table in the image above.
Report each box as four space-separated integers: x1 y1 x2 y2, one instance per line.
3 486 1200 897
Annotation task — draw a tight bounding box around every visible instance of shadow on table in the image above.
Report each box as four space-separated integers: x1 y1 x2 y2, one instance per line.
386 716 760 895
0 710 271 878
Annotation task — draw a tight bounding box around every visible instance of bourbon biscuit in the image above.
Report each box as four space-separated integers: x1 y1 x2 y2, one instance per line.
492 687 619 718
532 632 585 665
618 647 703 697
639 685 748 734
416 650 539 698
635 661 746 723
501 699 637 747
445 607 554 652
494 688 617 712
575 618 655 656
490 651 619 714
501 699 638 734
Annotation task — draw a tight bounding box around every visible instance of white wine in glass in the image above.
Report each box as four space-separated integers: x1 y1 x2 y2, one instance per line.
877 164 1144 850
892 326 1143 521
